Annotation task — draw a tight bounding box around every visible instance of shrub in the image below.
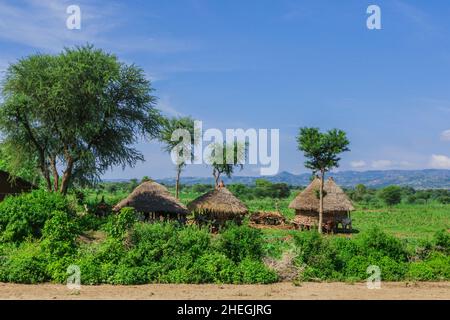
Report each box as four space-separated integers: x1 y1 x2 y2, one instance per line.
191 252 236 283
355 227 408 261
407 253 450 281
41 210 79 257
217 224 264 262
378 186 402 206
236 258 278 284
0 242 48 283
77 214 107 232
104 207 137 240
0 190 74 242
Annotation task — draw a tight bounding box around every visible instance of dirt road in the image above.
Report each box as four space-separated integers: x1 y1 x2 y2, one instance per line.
0 282 449 300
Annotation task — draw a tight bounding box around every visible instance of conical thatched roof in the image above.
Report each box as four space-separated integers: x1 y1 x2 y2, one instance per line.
0 170 35 201
187 187 248 216
289 177 354 212
113 181 188 215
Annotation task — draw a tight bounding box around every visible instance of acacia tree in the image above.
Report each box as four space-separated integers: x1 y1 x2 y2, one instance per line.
0 45 161 194
296 127 350 233
207 141 247 187
158 116 197 199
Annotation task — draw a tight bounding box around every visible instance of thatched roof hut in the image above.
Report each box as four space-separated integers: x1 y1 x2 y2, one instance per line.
0 170 35 201
113 181 188 218
187 186 248 222
289 177 354 212
289 177 354 232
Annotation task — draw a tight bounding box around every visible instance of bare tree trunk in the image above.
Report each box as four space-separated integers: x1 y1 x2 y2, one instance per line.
50 156 59 191
318 170 324 234
213 169 221 188
59 157 74 195
175 166 182 199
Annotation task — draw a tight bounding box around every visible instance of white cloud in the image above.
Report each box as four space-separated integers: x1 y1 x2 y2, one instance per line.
350 160 366 168
371 160 393 169
430 154 450 169
440 129 450 141
0 1 194 55
157 96 183 117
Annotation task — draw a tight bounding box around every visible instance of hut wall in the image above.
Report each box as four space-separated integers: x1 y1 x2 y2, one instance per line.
294 210 348 226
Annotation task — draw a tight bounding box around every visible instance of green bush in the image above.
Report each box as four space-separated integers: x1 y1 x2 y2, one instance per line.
378 186 402 206
0 190 74 242
0 242 48 283
236 258 278 284
355 227 408 261
407 253 450 281
191 252 236 283
217 224 264 262
104 207 137 240
41 210 79 257
77 214 107 232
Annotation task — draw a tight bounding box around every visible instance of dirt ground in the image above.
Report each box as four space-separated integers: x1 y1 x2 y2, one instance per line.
0 282 449 300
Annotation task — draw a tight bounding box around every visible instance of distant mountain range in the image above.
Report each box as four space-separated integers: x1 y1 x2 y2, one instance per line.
149 169 450 189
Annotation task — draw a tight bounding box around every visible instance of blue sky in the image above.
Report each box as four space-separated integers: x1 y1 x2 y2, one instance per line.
1 0 450 180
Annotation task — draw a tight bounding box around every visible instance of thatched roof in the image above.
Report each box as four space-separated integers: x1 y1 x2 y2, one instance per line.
0 170 35 201
113 180 188 215
187 187 248 216
289 177 354 212
250 211 286 225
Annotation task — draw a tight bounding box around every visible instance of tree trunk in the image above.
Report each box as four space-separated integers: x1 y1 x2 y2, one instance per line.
41 166 52 191
59 157 74 195
318 170 324 234
175 166 182 199
213 169 221 188
50 156 59 191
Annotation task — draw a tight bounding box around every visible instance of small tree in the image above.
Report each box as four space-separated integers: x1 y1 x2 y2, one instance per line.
378 186 402 206
158 116 197 199
297 127 350 233
207 141 247 188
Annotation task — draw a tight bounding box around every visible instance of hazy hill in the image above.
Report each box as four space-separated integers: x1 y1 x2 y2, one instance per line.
152 169 450 189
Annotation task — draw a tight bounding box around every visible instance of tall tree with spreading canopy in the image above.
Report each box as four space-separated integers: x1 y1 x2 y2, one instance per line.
0 45 161 194
158 116 198 199
296 127 350 233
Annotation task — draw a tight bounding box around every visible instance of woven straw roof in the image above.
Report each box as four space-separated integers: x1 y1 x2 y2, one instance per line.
113 180 188 215
289 177 354 212
187 187 248 216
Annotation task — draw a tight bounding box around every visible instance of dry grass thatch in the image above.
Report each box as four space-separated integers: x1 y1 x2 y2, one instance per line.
187 187 248 217
250 211 286 225
0 170 35 201
289 177 355 212
113 180 188 215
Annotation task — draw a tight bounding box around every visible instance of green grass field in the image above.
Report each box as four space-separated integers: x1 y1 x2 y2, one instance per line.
86 187 450 243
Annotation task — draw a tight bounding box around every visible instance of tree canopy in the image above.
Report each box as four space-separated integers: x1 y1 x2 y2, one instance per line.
0 45 161 194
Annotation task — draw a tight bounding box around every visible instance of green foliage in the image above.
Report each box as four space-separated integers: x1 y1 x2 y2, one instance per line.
104 207 137 240
236 258 278 284
296 127 350 174
217 224 264 262
378 186 402 206
0 242 48 283
207 141 247 186
0 44 162 193
0 190 74 242
41 210 79 257
293 228 411 281
407 253 450 281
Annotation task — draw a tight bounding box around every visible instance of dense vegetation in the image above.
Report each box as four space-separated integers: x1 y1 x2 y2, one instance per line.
0 182 448 285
